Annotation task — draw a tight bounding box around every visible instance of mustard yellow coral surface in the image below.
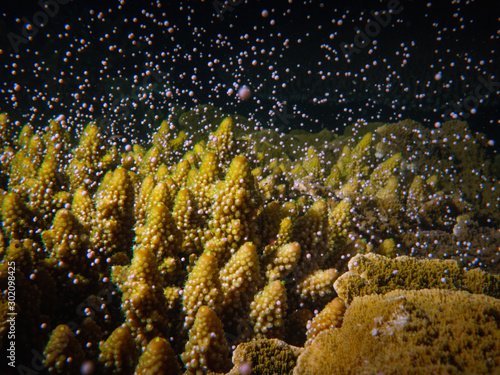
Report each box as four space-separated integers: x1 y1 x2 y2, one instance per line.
294 289 500 375
0 112 498 375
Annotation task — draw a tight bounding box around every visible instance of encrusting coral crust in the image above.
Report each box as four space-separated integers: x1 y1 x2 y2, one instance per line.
294 289 500 375
227 338 302 375
334 252 500 304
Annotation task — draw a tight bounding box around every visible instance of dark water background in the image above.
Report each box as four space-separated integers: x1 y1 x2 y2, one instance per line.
0 0 499 148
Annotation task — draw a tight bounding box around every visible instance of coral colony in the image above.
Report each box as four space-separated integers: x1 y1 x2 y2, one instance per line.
0 0 499 374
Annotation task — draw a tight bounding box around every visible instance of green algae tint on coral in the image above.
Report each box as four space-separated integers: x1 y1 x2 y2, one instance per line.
334 253 500 304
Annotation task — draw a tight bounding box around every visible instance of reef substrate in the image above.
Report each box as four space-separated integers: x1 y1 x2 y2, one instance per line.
0 108 499 374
